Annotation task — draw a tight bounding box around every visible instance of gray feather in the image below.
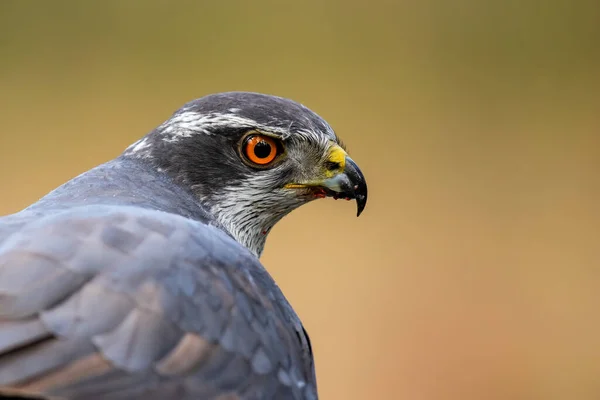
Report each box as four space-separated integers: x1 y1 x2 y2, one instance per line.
0 205 314 398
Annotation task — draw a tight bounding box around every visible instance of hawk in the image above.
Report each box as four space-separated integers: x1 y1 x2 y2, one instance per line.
0 92 367 399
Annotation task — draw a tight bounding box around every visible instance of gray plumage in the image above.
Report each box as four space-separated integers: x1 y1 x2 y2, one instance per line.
0 92 367 399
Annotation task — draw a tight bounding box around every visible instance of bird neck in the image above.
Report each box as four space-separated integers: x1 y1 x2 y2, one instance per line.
207 201 282 258
201 188 304 258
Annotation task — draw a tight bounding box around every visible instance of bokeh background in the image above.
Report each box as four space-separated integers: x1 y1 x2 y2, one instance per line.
1 1 599 399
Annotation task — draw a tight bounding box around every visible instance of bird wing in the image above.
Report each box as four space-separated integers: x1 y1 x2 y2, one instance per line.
0 205 316 400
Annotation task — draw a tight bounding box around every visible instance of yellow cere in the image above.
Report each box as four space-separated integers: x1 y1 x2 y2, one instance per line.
324 144 347 178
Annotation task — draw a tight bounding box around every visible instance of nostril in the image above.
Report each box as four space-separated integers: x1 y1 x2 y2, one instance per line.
324 161 341 171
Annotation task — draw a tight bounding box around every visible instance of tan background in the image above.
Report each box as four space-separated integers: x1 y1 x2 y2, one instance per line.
1 1 599 399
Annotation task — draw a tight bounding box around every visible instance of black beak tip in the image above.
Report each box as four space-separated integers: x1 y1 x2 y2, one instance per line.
356 197 366 216
344 156 368 217
355 188 367 217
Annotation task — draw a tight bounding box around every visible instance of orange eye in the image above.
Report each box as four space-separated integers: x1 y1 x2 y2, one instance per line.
243 135 279 166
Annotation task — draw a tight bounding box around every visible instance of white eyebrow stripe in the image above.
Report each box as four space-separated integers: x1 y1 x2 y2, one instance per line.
159 111 337 144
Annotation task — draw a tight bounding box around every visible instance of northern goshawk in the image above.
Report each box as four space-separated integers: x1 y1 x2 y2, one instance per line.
0 92 367 399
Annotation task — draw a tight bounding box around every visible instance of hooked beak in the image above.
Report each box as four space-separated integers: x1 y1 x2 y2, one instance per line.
320 155 368 216
285 145 368 216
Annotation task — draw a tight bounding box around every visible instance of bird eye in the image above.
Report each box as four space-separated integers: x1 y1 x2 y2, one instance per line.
242 134 279 166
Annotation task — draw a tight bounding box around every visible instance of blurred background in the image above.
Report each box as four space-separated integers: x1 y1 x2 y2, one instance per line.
1 1 599 399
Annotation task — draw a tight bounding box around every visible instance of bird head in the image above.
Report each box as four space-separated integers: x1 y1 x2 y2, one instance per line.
124 92 367 257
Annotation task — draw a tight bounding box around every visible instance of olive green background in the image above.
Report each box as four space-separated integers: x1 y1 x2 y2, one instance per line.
1 1 599 399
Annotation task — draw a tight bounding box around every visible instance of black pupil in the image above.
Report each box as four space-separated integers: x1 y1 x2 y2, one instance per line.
254 140 272 159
